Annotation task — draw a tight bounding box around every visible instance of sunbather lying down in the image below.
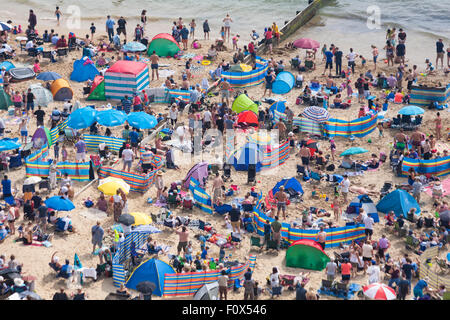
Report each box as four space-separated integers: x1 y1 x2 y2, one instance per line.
349 186 379 196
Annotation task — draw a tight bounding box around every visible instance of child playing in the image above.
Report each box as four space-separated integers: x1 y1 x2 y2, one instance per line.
33 59 41 73
329 139 336 161
360 55 367 69
90 23 96 40
232 34 240 51
346 79 353 99
332 195 341 221
378 122 384 137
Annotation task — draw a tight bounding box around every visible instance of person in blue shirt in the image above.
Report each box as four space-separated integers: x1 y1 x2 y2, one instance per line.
129 127 140 157
402 258 415 286
1 175 11 198
323 49 334 76
413 278 432 299
58 259 73 279
262 219 271 247
106 15 115 42
180 25 189 50
201 246 209 260
121 95 132 114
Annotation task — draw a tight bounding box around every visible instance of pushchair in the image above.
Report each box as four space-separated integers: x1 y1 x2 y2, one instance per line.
247 164 256 184
222 163 232 182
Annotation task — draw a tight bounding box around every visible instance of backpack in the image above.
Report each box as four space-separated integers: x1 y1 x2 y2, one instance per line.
355 79 363 89
416 217 423 229
326 164 335 171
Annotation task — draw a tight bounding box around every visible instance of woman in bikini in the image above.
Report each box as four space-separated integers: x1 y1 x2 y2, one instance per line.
223 14 233 42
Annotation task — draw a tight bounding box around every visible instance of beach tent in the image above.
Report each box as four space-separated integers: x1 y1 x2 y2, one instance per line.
0 61 15 71
87 75 106 101
272 71 295 95
182 162 209 189
346 195 379 222
147 33 181 57
28 83 53 107
272 177 304 195
285 239 330 270
376 189 421 218
269 101 286 115
232 94 258 114
31 127 52 148
50 79 73 101
236 110 258 127
104 60 150 100
125 259 175 297
231 142 264 172
70 57 100 82
0 88 13 110
193 282 219 300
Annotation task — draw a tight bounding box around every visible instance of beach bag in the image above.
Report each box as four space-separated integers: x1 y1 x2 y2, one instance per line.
326 164 335 171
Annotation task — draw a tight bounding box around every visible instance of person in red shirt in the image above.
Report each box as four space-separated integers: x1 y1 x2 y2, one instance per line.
264 28 273 54
248 41 256 62
132 94 142 112
358 107 366 118
141 90 149 107
341 259 352 284
56 35 67 48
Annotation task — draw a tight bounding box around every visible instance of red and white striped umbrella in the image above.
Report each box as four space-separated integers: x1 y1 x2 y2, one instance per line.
363 283 396 300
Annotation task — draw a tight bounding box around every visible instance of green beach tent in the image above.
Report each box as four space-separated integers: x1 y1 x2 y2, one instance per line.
147 33 181 57
87 75 106 101
232 94 258 115
0 88 13 110
285 239 330 271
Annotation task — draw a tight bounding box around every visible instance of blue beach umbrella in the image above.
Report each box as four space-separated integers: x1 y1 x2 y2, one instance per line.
0 138 21 152
122 42 147 52
340 147 369 157
0 22 12 32
95 109 127 127
67 106 97 129
37 71 62 81
398 105 424 116
127 112 158 129
45 196 75 211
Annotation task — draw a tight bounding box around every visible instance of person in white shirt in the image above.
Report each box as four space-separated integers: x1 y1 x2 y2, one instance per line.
176 123 186 143
361 240 373 274
363 214 375 240
367 261 380 284
169 104 178 127
203 109 212 130
346 48 357 73
0 117 6 137
25 40 35 50
269 267 281 298
325 258 337 281
340 175 350 202
121 145 134 172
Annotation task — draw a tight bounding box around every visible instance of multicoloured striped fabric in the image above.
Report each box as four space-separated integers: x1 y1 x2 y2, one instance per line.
221 57 269 88
25 160 91 181
112 231 153 287
252 193 365 247
261 141 290 170
84 135 125 153
50 119 69 145
168 89 191 102
401 156 450 177
273 110 287 122
162 255 256 297
105 65 150 100
324 113 378 138
189 178 213 214
26 144 49 162
418 246 450 290
302 106 330 123
293 117 323 136
410 84 450 107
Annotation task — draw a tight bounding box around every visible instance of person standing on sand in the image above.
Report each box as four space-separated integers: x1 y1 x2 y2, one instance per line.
106 15 115 43
384 41 395 67
346 48 357 74
113 189 123 222
434 112 442 140
219 78 231 106
371 45 379 70
323 47 333 76
55 7 62 26
212 173 224 205
189 19 196 39
332 195 341 221
203 20 210 40
316 227 327 250
274 186 288 219
339 175 350 203
117 16 127 42
28 10 37 30
150 51 159 81
223 14 233 42
91 221 104 254
436 39 445 69
141 10 148 33
334 47 343 75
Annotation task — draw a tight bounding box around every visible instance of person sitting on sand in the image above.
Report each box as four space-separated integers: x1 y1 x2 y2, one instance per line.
191 39 202 49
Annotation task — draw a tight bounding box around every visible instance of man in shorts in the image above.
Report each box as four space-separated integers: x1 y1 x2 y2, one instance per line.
394 130 407 152
121 144 134 172
219 78 231 106
229 203 241 234
274 186 288 219
212 173 224 204
175 226 189 256
323 48 334 76
361 240 373 274
271 216 282 249
436 39 444 69
117 16 127 42
150 51 159 81
316 227 327 250
74 138 86 162
363 214 374 240
38 200 48 233
297 145 311 171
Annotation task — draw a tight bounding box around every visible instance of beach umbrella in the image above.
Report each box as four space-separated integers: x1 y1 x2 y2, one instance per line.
398 105 425 116
136 281 156 294
118 213 135 226
36 72 62 81
95 109 127 127
44 196 75 211
67 106 97 129
23 176 42 186
122 42 147 52
229 64 253 73
127 112 158 130
363 283 396 300
15 36 28 42
130 212 153 226
0 138 21 152
293 38 320 49
98 177 130 196
0 22 12 31
340 147 368 157
302 106 330 123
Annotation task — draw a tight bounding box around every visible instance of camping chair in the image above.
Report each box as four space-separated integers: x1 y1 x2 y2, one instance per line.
266 239 279 251
304 60 314 71
280 275 295 289
250 235 263 251
296 165 305 176
405 235 419 251
64 128 77 144
336 282 349 298
42 51 52 61
321 279 334 292
290 58 300 71
8 155 22 169
167 193 180 209
435 258 449 274
57 48 68 59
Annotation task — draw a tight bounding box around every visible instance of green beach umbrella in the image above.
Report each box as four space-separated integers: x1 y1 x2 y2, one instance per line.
340 147 368 157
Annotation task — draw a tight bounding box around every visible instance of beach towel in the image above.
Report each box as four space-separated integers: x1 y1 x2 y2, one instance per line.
424 177 450 197
158 69 176 78
180 53 196 59
193 55 204 61
190 65 205 74
344 171 365 177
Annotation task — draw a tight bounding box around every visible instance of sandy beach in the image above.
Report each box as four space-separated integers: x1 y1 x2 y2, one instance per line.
0 4 449 301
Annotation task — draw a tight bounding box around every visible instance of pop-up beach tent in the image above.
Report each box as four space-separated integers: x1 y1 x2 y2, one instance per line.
70 57 100 82
236 110 258 127
230 142 264 172
147 33 181 57
182 162 209 189
0 88 13 110
232 94 258 114
28 83 53 107
286 239 330 270
269 101 286 115
376 189 421 218
87 75 106 101
105 60 150 100
50 79 73 101
272 71 295 95
31 127 52 148
125 259 174 297
346 195 379 222
272 177 304 195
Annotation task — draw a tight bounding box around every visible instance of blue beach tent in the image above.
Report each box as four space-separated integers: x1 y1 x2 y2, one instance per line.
347 195 379 222
376 189 421 218
272 71 295 94
272 177 303 195
269 101 286 115
230 142 264 172
125 259 175 297
70 57 100 82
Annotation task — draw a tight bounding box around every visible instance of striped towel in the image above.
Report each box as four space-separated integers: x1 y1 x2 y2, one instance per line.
180 53 196 59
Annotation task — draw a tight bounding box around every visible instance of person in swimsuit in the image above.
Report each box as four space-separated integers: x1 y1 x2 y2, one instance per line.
223 14 233 42
55 7 62 26
371 45 379 70
150 51 159 81
384 40 395 67
189 19 196 39
274 186 288 219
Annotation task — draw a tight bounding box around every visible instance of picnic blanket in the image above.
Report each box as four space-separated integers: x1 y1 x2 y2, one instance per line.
180 53 196 59
318 283 361 300
424 177 450 197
